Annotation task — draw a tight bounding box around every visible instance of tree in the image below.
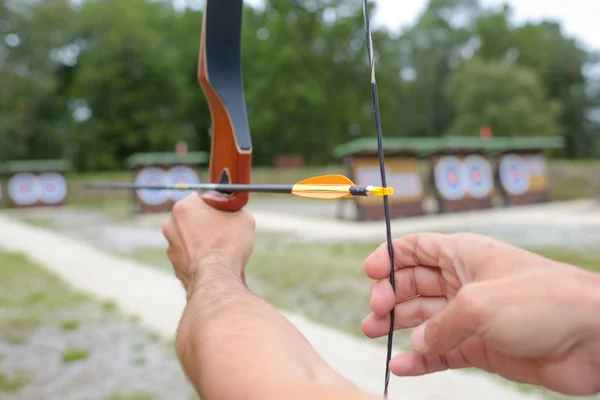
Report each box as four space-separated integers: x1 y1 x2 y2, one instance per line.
448 58 562 137
474 5 598 156
0 0 78 161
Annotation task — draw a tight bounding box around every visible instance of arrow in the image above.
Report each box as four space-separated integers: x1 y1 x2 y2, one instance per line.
84 174 394 200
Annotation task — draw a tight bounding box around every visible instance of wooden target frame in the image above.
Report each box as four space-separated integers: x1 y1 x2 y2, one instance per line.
429 150 495 214
125 152 208 214
495 150 551 206
0 160 70 209
340 153 425 221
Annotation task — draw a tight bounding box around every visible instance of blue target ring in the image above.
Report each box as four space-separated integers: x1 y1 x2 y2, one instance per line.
134 167 170 206
463 155 493 199
499 154 530 196
168 166 201 202
434 156 466 201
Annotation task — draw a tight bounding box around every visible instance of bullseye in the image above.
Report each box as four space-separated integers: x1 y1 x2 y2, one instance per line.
39 173 68 204
434 156 466 200
167 166 201 202
134 167 170 206
8 173 40 206
499 154 530 196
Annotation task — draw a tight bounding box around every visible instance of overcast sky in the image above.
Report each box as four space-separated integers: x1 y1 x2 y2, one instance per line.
372 0 600 51
179 0 599 52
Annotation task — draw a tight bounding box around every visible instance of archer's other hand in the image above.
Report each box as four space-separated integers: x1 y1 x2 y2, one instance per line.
363 233 600 396
162 192 255 295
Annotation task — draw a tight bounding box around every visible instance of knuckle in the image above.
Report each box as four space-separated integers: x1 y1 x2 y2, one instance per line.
241 210 256 230
171 199 188 217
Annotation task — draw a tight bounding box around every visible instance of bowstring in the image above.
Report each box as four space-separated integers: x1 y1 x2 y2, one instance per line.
360 1 396 399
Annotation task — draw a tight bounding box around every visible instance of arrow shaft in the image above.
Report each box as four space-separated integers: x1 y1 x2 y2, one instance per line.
84 182 375 196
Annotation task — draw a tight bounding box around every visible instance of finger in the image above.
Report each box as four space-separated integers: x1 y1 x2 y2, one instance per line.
412 284 488 355
369 279 395 317
162 215 177 244
389 348 471 377
362 296 448 338
370 267 446 317
364 233 460 280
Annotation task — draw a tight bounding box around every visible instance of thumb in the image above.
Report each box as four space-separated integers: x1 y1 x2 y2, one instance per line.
411 285 487 354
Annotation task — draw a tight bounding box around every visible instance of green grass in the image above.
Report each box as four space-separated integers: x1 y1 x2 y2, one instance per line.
0 371 30 392
0 251 90 344
62 349 90 363
60 320 81 331
548 160 600 201
101 392 156 400
532 248 600 273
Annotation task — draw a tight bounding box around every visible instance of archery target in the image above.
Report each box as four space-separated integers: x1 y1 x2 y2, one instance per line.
168 166 200 202
463 155 493 199
499 154 530 196
8 173 40 206
134 167 170 206
356 167 382 187
38 173 68 204
525 155 547 177
389 173 422 197
434 156 466 201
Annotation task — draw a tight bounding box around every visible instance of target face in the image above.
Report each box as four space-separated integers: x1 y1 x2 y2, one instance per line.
39 173 68 204
463 155 493 199
8 173 40 206
525 155 547 176
356 167 382 187
134 167 170 206
389 173 422 197
434 156 466 201
499 154 530 196
168 166 200 202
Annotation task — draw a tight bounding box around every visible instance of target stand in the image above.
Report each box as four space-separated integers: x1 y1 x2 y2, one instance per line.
489 137 564 207
0 160 70 209
333 139 436 221
429 139 495 214
495 151 551 206
125 152 208 214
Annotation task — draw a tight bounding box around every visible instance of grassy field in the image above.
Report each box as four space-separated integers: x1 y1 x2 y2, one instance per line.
0 251 196 400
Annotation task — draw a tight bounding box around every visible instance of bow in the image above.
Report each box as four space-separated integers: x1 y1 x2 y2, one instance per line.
200 0 397 398
198 0 252 212
84 0 397 396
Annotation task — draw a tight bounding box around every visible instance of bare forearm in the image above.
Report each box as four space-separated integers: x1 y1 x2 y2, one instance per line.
176 269 371 400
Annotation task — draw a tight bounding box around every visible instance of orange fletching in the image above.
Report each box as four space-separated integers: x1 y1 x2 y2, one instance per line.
295 174 355 186
291 175 355 200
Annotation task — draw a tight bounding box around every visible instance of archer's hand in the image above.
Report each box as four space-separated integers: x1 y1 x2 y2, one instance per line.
162 193 255 296
363 233 600 396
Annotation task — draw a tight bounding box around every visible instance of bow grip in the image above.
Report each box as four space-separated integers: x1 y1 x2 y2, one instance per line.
198 0 252 213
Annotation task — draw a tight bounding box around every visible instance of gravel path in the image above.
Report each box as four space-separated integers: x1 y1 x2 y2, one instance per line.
0 213 544 400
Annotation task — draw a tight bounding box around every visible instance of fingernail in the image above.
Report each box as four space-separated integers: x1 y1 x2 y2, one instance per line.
411 322 428 353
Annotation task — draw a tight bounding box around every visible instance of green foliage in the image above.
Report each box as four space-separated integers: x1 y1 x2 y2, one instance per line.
1 0 599 166
449 59 562 136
